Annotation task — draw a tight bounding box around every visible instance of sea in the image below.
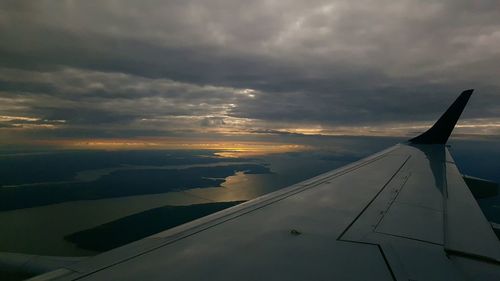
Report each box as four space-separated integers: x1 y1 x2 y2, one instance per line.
1 136 499 257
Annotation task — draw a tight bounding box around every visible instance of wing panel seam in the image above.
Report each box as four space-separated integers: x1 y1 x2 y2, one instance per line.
337 155 411 240
337 155 411 241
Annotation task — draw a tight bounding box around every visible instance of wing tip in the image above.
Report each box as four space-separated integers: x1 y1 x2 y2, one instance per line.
409 89 473 145
462 88 474 97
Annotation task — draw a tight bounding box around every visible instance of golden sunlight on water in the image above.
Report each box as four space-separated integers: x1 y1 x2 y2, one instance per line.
0 172 274 256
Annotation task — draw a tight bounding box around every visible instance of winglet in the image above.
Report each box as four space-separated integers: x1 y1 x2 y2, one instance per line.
409 89 473 144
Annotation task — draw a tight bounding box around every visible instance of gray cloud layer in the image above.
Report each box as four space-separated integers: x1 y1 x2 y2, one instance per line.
1 0 500 142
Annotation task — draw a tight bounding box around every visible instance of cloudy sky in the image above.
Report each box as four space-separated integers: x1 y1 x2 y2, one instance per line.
1 1 500 149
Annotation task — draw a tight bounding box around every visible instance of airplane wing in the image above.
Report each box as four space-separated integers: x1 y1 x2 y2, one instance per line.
28 89 500 281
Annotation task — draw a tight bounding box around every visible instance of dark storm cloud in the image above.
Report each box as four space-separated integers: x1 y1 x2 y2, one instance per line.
1 0 500 140
200 117 226 127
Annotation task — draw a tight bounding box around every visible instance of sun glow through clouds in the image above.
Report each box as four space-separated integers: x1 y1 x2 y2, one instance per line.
43 139 309 157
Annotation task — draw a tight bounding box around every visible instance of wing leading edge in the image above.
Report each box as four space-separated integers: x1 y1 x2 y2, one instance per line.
28 90 500 281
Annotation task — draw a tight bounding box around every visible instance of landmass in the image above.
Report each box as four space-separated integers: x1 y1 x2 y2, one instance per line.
65 201 244 252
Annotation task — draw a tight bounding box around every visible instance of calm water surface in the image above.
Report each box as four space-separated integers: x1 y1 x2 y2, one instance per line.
0 137 498 256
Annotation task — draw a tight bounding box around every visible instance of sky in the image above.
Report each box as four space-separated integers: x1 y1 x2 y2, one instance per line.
1 1 500 149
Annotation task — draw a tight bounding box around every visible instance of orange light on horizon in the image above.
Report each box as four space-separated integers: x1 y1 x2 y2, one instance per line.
43 138 309 157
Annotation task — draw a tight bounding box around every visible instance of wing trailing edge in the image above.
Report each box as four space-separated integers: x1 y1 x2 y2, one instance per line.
409 89 473 144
